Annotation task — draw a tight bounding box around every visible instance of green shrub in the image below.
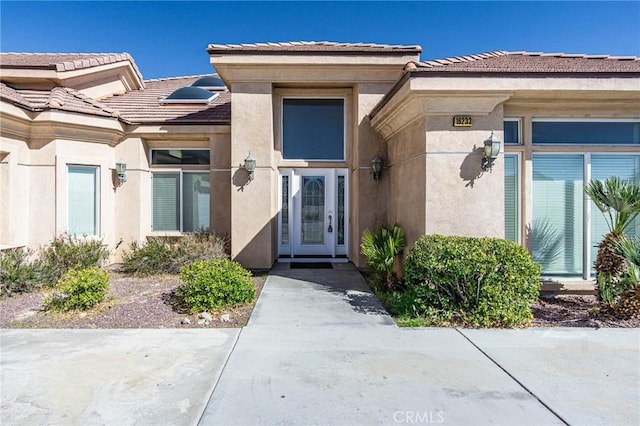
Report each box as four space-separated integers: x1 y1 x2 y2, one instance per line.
0 248 43 297
120 234 227 275
402 235 541 327
39 234 109 284
44 268 109 312
177 259 255 313
361 224 405 290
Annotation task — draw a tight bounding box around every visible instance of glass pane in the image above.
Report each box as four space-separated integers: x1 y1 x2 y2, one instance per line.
338 175 345 245
282 99 344 160
68 166 97 236
533 121 640 145
281 176 289 245
183 173 210 232
301 176 325 245
590 155 640 274
151 149 210 165
504 121 520 144
532 155 584 276
504 155 518 242
153 173 180 231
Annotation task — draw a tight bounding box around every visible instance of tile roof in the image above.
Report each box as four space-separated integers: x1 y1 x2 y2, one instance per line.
1 84 118 118
0 53 144 81
410 51 640 73
2 75 229 124
0 82 33 109
207 41 422 55
100 75 230 124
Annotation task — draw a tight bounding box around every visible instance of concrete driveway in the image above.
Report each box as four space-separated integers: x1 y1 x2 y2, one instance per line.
2 263 639 425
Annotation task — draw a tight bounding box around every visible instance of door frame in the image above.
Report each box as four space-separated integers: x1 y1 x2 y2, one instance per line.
278 168 349 258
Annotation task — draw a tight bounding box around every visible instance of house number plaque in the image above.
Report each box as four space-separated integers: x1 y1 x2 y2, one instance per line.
453 116 472 127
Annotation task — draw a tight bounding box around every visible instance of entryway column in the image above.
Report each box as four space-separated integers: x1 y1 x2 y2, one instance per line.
229 82 277 269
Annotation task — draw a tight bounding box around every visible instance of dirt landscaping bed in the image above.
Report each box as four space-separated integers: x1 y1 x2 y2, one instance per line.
0 272 265 329
2 275 638 329
532 294 640 328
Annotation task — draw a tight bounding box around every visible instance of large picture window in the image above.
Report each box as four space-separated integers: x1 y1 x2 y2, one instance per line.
152 172 210 232
282 98 345 160
68 166 98 236
531 153 640 278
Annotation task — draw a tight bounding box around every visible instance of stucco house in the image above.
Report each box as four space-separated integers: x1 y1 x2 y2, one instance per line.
1 42 638 285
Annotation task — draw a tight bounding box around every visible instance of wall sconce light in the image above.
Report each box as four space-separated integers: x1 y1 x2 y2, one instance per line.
371 154 383 180
115 160 127 186
244 153 256 181
481 132 501 171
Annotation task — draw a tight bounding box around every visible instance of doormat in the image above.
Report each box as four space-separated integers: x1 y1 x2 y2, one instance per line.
290 262 334 269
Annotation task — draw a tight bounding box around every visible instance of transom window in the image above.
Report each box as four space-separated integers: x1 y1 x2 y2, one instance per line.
504 119 521 145
151 149 210 165
532 120 640 145
282 98 345 160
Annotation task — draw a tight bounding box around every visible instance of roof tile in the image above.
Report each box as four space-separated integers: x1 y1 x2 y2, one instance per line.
412 51 640 73
0 53 144 82
207 41 422 55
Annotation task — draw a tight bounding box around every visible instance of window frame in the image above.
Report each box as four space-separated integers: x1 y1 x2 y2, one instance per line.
67 165 100 237
280 96 347 162
151 170 210 233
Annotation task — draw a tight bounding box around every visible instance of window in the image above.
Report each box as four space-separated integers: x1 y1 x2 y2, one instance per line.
151 149 210 165
533 120 640 145
152 172 210 232
504 154 519 242
68 166 98 236
590 155 640 274
532 155 584 276
532 153 640 278
504 119 520 145
282 98 344 160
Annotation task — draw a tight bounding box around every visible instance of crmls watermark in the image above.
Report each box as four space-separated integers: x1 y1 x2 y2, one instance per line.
393 410 445 424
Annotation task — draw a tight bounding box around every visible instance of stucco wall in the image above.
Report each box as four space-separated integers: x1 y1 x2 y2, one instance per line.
350 83 391 266
386 118 427 250
230 82 277 268
424 109 505 239
0 136 30 248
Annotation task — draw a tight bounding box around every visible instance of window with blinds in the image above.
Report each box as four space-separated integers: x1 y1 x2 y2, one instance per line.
590 155 640 274
532 155 584 276
152 172 210 232
504 155 519 242
68 166 98 236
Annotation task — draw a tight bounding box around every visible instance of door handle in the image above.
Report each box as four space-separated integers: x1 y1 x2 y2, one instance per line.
328 214 333 233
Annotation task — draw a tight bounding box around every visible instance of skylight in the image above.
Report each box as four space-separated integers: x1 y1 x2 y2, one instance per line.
191 75 226 91
161 86 219 104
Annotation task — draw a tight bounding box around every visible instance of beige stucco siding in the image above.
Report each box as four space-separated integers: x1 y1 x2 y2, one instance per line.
424 111 505 239
386 118 427 250
229 83 278 268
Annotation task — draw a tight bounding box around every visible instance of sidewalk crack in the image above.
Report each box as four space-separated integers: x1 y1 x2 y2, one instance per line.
455 328 569 426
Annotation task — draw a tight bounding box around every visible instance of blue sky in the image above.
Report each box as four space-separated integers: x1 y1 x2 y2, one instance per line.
2 1 639 79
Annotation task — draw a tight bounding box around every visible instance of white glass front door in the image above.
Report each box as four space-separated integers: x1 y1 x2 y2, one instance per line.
279 169 348 257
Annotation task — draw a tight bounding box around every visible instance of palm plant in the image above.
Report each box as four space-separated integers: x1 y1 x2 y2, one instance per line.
585 177 640 302
361 225 405 290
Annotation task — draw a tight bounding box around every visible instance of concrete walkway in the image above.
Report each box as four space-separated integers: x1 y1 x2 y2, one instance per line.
2 263 639 425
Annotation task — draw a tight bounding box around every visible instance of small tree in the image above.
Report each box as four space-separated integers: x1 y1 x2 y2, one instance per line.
585 177 640 304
